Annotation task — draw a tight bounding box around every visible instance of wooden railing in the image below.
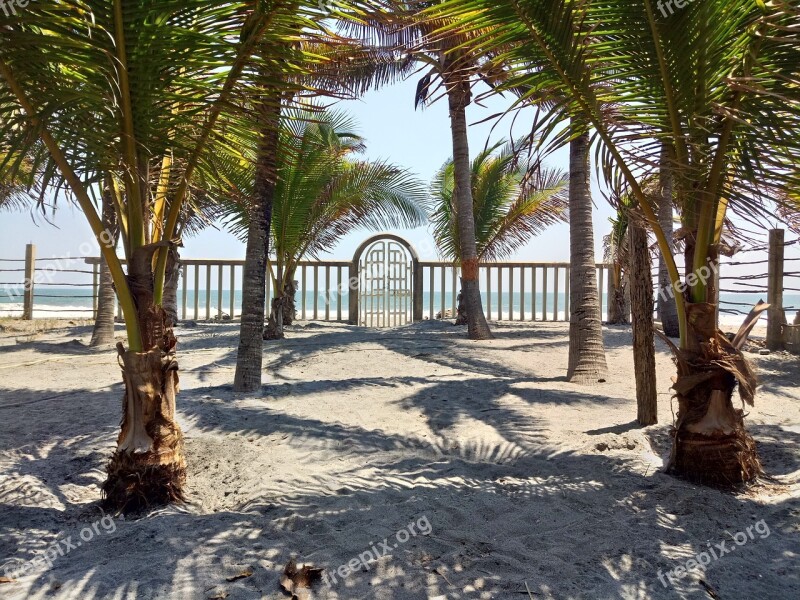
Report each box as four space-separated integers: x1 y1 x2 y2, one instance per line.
79 257 612 323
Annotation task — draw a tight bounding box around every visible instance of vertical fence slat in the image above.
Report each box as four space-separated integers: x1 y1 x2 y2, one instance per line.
509 267 514 321
193 264 199 321
767 229 785 350
217 265 223 319
553 267 559 321
92 262 98 319
497 267 503 320
429 266 434 319
301 265 306 320
325 265 330 321
440 265 445 318
486 267 492 319
565 267 570 322
181 264 187 321
22 244 35 320
313 265 319 320
532 267 537 321
542 267 548 321
519 267 526 321
229 264 235 319
337 267 343 321
205 265 211 320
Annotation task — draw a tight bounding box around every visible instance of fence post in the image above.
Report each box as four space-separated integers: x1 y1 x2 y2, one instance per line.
412 259 423 322
348 261 359 325
767 228 785 350
22 243 35 320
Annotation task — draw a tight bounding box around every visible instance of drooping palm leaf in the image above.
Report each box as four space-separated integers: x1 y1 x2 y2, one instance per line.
431 139 567 262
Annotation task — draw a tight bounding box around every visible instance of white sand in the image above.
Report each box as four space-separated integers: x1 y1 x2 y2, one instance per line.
0 319 798 599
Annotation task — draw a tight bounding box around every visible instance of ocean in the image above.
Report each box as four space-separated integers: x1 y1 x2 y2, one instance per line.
2 286 797 327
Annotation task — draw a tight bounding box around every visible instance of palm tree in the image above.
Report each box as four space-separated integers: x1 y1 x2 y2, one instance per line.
430 140 567 323
566 129 608 383
433 0 800 484
218 109 428 340
345 2 500 339
604 197 632 326
0 0 308 510
229 17 422 391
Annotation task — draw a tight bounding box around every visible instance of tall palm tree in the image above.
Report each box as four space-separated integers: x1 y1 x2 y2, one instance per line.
232 88 283 392
0 0 310 510
218 109 428 340
433 0 800 484
430 140 567 323
345 2 500 339
566 128 608 383
229 17 421 391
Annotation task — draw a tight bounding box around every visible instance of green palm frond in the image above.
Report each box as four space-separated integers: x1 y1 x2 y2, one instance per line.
215 107 427 277
431 139 568 262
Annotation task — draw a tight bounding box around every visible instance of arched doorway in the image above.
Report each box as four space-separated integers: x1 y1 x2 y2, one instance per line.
349 234 422 327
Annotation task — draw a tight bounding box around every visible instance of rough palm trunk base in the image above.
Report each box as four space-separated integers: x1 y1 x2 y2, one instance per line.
607 274 630 325
282 279 297 326
264 295 288 340
103 344 186 513
665 303 763 486
461 274 492 339
454 288 467 325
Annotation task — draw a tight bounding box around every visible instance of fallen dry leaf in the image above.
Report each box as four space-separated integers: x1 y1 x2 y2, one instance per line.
225 567 254 582
207 590 229 600
280 558 323 599
0 577 16 584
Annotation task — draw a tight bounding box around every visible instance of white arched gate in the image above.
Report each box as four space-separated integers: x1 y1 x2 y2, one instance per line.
358 239 413 327
348 234 422 327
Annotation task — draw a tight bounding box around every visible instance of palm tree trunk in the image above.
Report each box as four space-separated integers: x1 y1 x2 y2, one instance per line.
567 130 608 383
667 301 762 485
264 268 290 340
657 145 680 337
162 251 181 327
90 186 119 346
607 267 630 325
282 277 297 326
233 93 281 391
628 216 657 425
102 242 185 513
446 72 491 340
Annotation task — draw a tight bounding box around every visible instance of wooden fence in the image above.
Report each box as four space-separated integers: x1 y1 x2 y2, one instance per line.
84 258 613 324
4 228 798 352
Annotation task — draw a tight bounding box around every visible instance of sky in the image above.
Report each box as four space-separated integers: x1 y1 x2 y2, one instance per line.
0 77 612 266
1 76 796 290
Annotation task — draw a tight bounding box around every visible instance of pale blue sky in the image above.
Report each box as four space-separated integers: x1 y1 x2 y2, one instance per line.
1 76 792 277
0 77 613 265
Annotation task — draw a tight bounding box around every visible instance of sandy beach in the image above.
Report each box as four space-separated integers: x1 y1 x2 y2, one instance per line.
0 319 798 599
